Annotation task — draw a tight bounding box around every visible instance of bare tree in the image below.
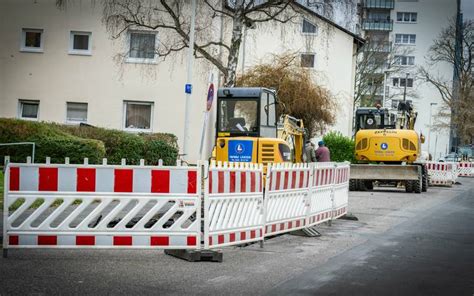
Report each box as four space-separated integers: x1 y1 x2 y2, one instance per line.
354 37 416 108
419 18 474 145
57 0 354 87
237 53 336 136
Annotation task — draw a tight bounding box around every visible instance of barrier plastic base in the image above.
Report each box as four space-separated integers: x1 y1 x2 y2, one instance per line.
338 213 359 221
290 227 322 237
164 249 223 262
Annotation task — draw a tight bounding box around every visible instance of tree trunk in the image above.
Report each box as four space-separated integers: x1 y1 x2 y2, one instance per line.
224 1 245 87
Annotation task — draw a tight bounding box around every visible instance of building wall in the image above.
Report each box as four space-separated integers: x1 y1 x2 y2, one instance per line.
0 0 358 162
239 14 357 138
389 0 456 159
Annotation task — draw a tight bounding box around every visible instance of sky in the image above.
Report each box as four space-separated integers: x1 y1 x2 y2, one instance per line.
462 0 474 20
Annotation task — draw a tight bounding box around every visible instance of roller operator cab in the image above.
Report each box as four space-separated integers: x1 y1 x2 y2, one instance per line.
354 107 420 163
215 87 294 164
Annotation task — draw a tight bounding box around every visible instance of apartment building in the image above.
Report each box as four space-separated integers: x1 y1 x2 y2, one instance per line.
0 0 362 162
359 0 457 159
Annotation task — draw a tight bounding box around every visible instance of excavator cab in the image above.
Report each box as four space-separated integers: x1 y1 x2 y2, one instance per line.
217 87 277 138
214 87 300 164
354 107 394 132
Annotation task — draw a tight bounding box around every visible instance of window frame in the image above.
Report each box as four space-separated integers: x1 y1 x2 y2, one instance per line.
122 100 154 132
392 77 414 88
396 12 418 23
301 18 318 35
394 34 416 45
126 31 159 64
18 99 40 120
69 31 92 56
394 55 415 66
300 53 316 68
20 28 44 53
66 102 88 124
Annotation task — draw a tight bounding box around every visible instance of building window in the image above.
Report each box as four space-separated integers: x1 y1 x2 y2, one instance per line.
66 102 88 123
123 101 153 131
395 34 416 45
392 77 414 88
396 12 417 23
21 28 44 52
128 31 157 62
69 31 92 55
394 55 415 66
18 100 39 120
302 19 317 34
301 53 315 68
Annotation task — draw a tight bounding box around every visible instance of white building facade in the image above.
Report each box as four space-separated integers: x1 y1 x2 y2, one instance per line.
360 0 457 159
0 0 362 162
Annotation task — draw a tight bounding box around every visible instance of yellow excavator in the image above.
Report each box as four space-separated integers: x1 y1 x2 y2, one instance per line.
350 101 428 193
214 87 305 164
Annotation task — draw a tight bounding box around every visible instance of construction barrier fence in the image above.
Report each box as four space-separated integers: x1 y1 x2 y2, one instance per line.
426 162 454 187
3 157 350 253
457 162 474 177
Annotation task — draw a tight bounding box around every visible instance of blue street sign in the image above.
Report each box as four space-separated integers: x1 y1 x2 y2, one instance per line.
185 84 192 94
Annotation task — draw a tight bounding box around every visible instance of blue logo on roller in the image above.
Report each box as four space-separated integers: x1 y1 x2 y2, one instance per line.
381 143 388 150
229 140 253 162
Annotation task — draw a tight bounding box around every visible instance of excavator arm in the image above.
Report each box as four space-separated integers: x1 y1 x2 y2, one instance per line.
278 115 306 163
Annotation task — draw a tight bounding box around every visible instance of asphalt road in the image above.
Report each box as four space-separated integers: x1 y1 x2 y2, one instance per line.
0 178 473 295
271 180 474 295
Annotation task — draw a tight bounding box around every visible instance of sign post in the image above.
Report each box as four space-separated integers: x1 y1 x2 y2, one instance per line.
199 73 215 159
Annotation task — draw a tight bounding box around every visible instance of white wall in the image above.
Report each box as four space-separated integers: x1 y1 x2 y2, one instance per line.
0 0 358 162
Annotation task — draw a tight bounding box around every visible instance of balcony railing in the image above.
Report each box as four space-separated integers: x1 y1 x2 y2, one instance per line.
362 0 395 9
366 41 392 53
362 19 393 31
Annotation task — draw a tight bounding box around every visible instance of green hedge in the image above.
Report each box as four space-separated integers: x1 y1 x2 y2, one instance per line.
0 118 105 164
57 125 179 165
0 118 179 165
323 131 355 163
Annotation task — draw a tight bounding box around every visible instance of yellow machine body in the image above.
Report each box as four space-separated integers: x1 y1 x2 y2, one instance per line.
354 129 420 163
215 137 291 165
214 87 305 165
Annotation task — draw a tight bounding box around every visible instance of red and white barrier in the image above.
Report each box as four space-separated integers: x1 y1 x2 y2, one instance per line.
264 163 311 237
3 161 201 250
204 161 265 249
332 163 350 219
426 162 453 187
306 163 335 226
457 162 474 177
3 157 352 255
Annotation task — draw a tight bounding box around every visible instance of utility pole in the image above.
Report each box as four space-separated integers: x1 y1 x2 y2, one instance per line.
182 0 197 162
449 0 462 153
